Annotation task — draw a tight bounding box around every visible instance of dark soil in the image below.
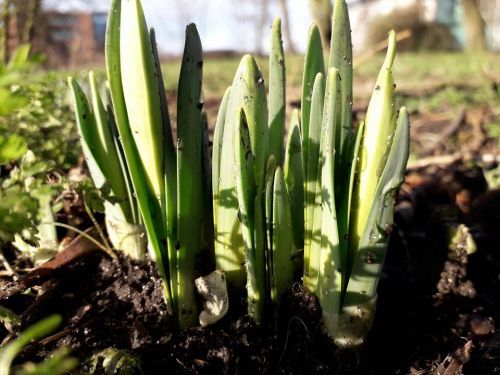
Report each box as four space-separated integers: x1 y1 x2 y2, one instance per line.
2 162 500 374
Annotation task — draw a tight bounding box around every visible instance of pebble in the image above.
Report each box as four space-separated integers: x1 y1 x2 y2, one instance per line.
470 315 495 336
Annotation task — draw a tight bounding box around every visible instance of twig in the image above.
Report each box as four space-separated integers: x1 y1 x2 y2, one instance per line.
0 250 16 278
407 152 499 170
354 29 412 68
0 228 104 299
0 268 33 277
38 318 94 346
435 340 473 375
465 108 488 152
420 107 466 157
37 328 73 346
278 315 311 365
83 191 114 257
41 222 113 258
411 112 451 131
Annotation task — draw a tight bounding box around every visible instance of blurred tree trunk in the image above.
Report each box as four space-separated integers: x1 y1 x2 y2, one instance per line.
0 0 11 63
309 0 332 51
21 0 40 44
461 0 487 51
255 0 268 55
0 0 40 63
278 0 296 53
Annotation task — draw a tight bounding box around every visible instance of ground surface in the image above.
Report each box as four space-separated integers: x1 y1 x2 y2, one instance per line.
0 52 499 373
2 160 499 374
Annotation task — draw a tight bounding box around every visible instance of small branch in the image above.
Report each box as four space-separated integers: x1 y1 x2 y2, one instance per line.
42 222 114 258
0 228 104 300
0 250 16 278
354 29 412 68
420 107 466 157
407 152 500 170
83 191 114 256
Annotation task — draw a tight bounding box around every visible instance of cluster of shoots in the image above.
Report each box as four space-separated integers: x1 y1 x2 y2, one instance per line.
69 0 409 346
298 2 410 346
70 0 207 328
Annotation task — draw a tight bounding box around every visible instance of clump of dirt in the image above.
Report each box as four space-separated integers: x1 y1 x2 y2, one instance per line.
12 254 173 355
7 252 335 374
434 229 476 300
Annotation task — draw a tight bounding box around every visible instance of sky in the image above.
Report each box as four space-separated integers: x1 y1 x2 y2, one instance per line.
43 0 313 55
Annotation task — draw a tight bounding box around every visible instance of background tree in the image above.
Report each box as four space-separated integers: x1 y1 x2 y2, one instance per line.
231 0 269 55
0 0 40 63
0 0 11 63
278 0 296 53
309 0 332 51
255 0 269 55
461 0 487 51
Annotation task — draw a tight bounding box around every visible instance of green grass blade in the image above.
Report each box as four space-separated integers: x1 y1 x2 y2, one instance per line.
211 88 231 284
318 68 342 337
176 24 203 328
107 104 139 224
234 109 256 261
150 27 178 312
269 17 286 165
150 28 175 162
303 72 325 293
105 0 172 311
264 156 277 257
301 25 325 178
69 78 142 258
338 120 364 287
0 315 62 375
340 107 409 348
284 109 304 253
68 78 106 189
349 31 397 263
329 0 353 176
271 167 294 317
252 193 266 325
201 112 215 268
88 72 132 221
150 28 178 285
120 0 165 204
215 55 268 289
234 108 265 324
264 155 277 297
236 56 269 193
212 86 231 234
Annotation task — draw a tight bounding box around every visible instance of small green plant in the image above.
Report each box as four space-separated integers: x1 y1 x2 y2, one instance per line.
0 47 62 246
0 44 34 167
69 0 409 344
5 151 61 264
0 315 77 375
214 0 409 344
0 135 27 165
213 18 297 325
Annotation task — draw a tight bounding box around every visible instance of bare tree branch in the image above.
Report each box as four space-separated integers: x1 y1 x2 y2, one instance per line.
278 0 296 53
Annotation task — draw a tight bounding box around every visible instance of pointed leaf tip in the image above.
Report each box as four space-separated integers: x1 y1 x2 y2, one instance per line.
384 30 397 70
